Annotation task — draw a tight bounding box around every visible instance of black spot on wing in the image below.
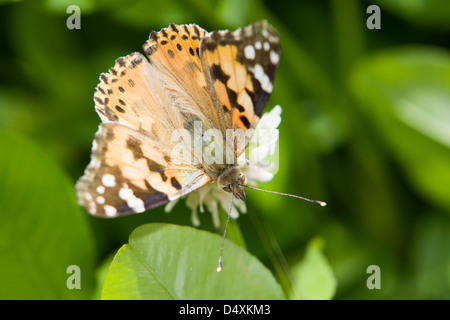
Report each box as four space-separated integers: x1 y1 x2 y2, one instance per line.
126 136 143 160
170 177 182 190
100 74 108 84
170 23 179 33
159 171 168 182
210 64 230 84
115 105 125 113
240 115 251 129
95 97 104 105
126 136 168 176
116 57 125 67
106 109 119 121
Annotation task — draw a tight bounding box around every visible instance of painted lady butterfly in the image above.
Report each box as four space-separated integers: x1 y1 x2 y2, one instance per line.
76 21 284 218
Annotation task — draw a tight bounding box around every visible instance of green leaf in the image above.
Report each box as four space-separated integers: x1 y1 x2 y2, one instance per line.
290 238 337 300
410 214 450 299
215 0 251 28
101 223 285 299
376 0 450 30
44 0 96 14
349 47 450 210
109 0 196 30
91 251 116 300
0 131 95 299
0 0 22 4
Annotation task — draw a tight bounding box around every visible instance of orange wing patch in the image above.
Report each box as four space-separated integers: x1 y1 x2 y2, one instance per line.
203 44 256 131
143 24 205 77
142 24 222 129
93 52 168 136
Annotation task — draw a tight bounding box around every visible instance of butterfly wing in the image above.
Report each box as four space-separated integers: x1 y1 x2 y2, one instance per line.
201 21 280 129
76 123 210 217
142 23 229 134
77 31 218 217
200 21 281 157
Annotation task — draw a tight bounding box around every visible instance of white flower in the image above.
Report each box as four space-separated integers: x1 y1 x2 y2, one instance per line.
165 105 282 228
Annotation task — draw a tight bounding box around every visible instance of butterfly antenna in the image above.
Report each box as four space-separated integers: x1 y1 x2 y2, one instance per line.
242 184 327 207
217 190 235 272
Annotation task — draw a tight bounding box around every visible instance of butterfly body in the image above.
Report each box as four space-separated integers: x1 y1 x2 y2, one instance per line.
218 166 247 201
76 21 280 217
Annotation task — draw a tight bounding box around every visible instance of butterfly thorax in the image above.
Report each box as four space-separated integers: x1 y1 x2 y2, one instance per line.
217 166 246 201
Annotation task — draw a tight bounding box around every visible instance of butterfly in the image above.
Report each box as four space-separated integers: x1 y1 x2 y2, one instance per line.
76 21 283 218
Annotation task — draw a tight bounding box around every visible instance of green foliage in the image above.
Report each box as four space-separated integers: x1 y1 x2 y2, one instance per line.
349 48 450 209
377 0 450 30
0 132 95 299
102 223 285 299
0 0 449 300
290 238 337 300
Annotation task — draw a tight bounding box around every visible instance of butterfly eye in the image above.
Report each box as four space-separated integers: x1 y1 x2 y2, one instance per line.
222 184 232 193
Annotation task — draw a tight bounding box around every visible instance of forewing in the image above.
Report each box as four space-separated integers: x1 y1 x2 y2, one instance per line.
200 21 281 156
142 23 226 133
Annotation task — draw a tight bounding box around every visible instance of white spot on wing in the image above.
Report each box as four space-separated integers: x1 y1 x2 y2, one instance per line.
255 41 262 50
244 45 255 60
88 201 96 214
96 186 105 194
119 184 146 213
270 50 279 64
253 64 273 92
96 196 105 204
263 41 270 51
103 205 117 217
102 174 116 187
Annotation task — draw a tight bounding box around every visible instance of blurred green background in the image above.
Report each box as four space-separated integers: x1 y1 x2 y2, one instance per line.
0 0 449 299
